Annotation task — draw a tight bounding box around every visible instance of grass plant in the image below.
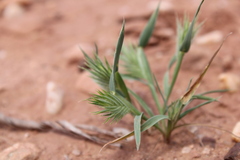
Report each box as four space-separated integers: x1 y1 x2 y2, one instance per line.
82 0 229 150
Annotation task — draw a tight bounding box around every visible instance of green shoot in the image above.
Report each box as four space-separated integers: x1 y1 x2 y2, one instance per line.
82 0 230 151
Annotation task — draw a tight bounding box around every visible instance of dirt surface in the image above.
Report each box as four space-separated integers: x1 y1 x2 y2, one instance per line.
1 0 240 159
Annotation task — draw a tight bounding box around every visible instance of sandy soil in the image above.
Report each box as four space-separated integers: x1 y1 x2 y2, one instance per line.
1 0 240 159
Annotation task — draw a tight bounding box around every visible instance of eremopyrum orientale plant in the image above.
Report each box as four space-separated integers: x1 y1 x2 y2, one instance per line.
82 0 230 150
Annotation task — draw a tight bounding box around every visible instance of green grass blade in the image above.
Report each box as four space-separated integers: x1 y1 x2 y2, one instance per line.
180 0 204 52
192 95 216 101
128 89 154 117
138 4 159 47
141 115 168 132
134 113 143 150
163 71 170 97
137 47 162 112
109 21 125 92
101 114 168 151
198 89 228 95
179 99 216 120
153 75 166 104
168 55 177 69
115 72 131 102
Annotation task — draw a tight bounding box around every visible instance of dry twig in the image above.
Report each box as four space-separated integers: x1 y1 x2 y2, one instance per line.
0 113 121 147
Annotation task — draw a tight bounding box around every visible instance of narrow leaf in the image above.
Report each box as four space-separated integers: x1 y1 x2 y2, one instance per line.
198 89 228 95
109 21 125 92
153 75 166 104
128 89 154 117
134 113 143 150
100 131 134 152
192 95 216 101
138 4 159 47
137 47 161 111
163 71 170 97
180 0 204 52
179 99 216 119
115 72 131 102
101 115 168 151
181 33 231 104
141 115 168 132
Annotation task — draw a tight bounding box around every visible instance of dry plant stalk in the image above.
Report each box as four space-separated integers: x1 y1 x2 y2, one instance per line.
0 113 121 147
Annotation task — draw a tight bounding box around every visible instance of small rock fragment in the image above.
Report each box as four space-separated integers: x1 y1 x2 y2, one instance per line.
224 143 240 160
232 121 240 142
76 72 100 94
195 31 223 45
46 82 64 115
64 44 94 65
219 73 240 92
201 136 216 148
113 127 134 141
0 142 40 160
181 145 194 154
71 149 81 156
3 3 26 19
202 147 212 155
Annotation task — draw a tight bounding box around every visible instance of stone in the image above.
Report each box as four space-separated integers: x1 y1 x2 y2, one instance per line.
3 14 42 35
195 31 223 45
45 81 64 115
202 147 212 155
224 143 240 160
219 73 240 92
181 145 194 154
201 136 216 148
71 149 81 156
232 121 240 142
2 3 26 19
0 142 40 160
64 43 94 65
76 72 100 95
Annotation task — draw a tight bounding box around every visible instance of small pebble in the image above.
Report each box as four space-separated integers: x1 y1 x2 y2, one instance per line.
0 142 40 160
219 73 240 92
232 121 240 142
71 149 81 156
45 82 64 115
181 145 194 154
24 133 30 138
195 31 223 45
3 3 26 19
224 143 240 160
202 147 211 155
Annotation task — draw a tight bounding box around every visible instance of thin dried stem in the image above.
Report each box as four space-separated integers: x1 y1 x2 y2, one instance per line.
0 113 121 148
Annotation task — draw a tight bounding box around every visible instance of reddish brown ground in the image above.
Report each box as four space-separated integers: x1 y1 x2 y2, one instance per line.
1 0 240 159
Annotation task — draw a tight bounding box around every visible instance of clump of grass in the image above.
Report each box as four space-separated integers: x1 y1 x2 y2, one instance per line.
82 0 229 150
